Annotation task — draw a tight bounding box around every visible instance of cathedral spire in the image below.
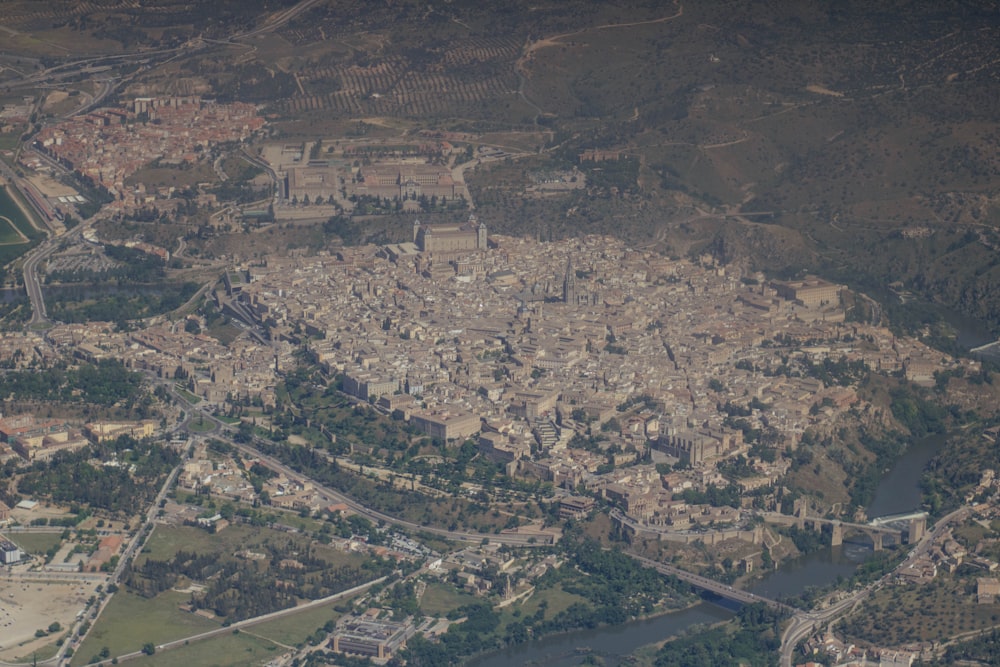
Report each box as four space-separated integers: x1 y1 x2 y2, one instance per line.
563 257 577 305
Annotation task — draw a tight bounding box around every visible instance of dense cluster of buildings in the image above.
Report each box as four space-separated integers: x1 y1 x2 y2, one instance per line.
202 230 969 533
0 226 975 539
0 414 159 463
32 96 264 210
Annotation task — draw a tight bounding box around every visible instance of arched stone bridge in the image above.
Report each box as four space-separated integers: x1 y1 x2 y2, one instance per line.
761 510 927 551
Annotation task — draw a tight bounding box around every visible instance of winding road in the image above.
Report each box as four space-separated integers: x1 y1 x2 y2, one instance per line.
778 505 971 666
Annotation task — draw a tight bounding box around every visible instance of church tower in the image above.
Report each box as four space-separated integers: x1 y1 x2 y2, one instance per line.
563 258 578 305
474 214 487 249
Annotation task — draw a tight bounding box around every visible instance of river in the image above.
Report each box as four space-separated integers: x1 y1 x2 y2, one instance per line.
466 601 736 667
465 427 952 667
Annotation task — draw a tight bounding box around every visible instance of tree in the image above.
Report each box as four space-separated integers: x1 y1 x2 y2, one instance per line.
141 643 156 656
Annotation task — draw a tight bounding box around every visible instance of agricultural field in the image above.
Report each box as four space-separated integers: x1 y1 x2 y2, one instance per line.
839 574 1000 648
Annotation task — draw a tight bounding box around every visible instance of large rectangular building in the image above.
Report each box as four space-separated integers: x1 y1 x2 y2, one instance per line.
770 277 842 308
410 410 482 441
342 373 399 401
330 616 416 659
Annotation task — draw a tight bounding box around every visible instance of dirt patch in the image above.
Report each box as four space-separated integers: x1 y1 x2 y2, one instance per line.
0 578 94 661
805 84 844 97
25 172 78 199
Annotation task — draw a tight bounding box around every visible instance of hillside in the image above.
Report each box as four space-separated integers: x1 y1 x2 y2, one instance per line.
2 0 999 333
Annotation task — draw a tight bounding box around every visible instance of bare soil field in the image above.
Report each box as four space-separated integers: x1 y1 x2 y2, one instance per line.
0 577 92 661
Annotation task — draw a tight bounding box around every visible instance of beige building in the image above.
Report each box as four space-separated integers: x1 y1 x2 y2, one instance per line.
85 420 157 443
410 410 482 441
413 214 487 254
771 276 843 308
357 164 458 200
285 162 345 202
342 373 399 401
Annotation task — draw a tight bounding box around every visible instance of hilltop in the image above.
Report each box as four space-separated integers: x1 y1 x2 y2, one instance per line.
0 0 998 334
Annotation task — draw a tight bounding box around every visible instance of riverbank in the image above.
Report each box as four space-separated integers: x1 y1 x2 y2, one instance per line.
465 600 735 667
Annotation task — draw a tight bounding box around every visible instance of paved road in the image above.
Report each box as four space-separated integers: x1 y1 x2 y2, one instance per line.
628 552 793 613
22 238 54 326
76 577 387 667
176 396 553 548
778 505 971 667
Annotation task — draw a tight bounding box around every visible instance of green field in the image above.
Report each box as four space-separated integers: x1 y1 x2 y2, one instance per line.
137 523 366 570
0 186 37 236
9 531 63 555
118 629 280 667
0 215 26 244
137 524 259 563
174 387 202 405
419 581 477 616
71 591 220 666
245 602 344 648
0 184 42 267
518 583 589 619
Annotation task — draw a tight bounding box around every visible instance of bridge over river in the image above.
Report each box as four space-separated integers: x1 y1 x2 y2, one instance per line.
761 509 927 551
627 553 795 614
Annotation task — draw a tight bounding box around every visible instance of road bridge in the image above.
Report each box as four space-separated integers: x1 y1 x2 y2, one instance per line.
870 510 929 526
627 553 795 614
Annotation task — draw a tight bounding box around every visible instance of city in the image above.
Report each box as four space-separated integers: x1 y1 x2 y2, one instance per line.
1 1 1000 666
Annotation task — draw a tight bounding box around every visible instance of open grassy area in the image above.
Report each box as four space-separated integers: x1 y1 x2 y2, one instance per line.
419 581 477 616
0 215 28 244
125 162 217 191
118 629 280 667
203 322 243 346
174 387 201 404
9 531 63 556
71 590 220 666
138 524 260 563
518 582 590 619
0 132 21 152
138 523 367 570
247 602 345 648
187 416 216 433
14 639 62 663
0 186 42 266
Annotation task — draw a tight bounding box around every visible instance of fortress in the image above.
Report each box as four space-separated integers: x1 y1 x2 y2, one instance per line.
413 214 487 253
